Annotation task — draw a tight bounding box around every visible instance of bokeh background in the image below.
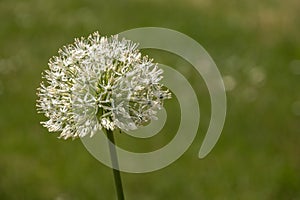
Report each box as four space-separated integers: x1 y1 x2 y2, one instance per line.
1 0 300 199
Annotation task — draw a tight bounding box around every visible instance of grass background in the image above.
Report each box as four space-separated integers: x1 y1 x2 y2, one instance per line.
0 0 300 199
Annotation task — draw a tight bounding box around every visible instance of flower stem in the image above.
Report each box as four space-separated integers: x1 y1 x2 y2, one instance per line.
106 129 125 200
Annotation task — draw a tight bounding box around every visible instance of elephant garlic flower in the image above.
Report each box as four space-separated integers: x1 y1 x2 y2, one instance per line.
37 32 171 139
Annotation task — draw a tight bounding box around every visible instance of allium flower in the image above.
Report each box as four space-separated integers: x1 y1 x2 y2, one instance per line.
37 32 171 139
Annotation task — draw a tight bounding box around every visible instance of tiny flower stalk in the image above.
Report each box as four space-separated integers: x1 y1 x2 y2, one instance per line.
106 129 125 200
36 31 171 200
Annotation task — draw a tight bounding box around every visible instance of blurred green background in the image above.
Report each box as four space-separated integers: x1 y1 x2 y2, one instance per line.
1 0 300 199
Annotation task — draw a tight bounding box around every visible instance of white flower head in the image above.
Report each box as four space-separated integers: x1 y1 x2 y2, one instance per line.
37 32 171 139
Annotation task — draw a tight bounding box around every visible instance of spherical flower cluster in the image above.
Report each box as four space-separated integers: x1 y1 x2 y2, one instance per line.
37 32 171 139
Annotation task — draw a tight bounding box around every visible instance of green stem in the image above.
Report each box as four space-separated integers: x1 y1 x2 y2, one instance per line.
106 129 125 200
